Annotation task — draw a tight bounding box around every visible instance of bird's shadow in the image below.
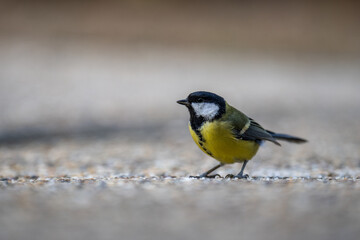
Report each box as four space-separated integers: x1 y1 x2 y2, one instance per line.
0 123 164 146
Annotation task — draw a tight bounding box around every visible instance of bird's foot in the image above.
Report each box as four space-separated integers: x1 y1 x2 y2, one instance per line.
189 174 221 179
225 174 249 179
225 174 234 179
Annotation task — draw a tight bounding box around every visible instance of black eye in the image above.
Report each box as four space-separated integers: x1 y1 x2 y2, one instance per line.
198 98 204 103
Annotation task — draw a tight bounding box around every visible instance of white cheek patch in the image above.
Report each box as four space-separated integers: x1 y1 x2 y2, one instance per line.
191 102 220 120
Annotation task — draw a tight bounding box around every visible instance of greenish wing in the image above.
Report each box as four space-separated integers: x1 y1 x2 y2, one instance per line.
223 105 250 136
243 118 280 145
224 105 280 145
229 111 280 146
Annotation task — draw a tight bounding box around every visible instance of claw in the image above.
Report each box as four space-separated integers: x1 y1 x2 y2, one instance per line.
206 174 222 178
189 174 222 179
225 173 249 179
189 175 201 179
234 174 249 179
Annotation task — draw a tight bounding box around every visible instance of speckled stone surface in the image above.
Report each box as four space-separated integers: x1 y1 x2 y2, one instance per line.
1 110 360 240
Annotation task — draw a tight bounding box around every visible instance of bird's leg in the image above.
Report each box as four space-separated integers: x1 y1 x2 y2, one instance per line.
225 160 249 179
190 163 224 178
235 160 249 178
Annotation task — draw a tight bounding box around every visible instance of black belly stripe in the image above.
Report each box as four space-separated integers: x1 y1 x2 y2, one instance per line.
198 140 213 157
195 129 205 143
193 126 213 157
205 150 213 157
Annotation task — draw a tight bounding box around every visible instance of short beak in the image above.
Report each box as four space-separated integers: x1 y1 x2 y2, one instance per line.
177 99 189 106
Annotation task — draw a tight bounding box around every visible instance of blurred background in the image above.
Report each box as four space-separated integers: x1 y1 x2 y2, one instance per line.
1 0 359 139
1 1 360 240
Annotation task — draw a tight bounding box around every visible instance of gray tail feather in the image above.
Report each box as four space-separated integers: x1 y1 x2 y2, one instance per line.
267 130 307 144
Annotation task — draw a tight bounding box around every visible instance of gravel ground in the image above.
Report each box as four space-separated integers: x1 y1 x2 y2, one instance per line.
1 112 360 240
1 41 360 240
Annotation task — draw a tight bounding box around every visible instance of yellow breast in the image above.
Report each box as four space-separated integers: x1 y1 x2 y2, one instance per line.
189 121 259 164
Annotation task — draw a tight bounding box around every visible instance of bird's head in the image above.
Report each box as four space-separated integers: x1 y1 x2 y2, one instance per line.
177 91 226 122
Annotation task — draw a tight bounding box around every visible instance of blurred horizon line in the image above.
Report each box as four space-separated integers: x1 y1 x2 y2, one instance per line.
1 0 360 56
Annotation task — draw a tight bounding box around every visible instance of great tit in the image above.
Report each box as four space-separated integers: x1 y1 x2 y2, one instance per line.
177 91 307 178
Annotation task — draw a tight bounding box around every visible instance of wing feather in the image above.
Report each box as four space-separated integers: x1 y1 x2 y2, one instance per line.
233 118 281 146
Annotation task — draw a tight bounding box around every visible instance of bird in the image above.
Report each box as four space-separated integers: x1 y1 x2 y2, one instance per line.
177 91 307 179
